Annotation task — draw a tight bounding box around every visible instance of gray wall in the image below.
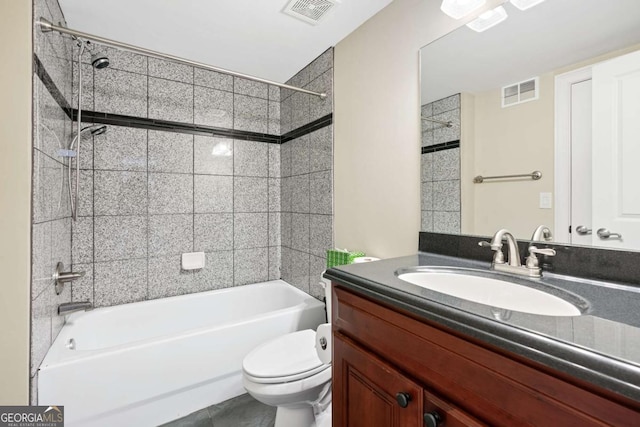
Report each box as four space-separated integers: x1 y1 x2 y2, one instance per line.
70 129 283 306
421 94 461 234
31 0 74 403
69 48 333 306
281 50 334 300
69 52 283 306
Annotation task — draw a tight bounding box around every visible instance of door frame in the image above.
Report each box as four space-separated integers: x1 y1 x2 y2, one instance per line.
554 66 593 243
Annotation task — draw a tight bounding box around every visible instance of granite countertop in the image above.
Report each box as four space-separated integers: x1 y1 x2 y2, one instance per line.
324 252 640 402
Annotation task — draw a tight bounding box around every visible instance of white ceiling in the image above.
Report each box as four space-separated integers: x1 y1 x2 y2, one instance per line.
57 0 393 83
421 0 640 104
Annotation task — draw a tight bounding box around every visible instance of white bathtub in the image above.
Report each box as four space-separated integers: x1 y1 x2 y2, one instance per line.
38 280 326 427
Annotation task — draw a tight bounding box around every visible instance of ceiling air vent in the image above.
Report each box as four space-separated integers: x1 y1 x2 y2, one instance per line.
502 77 539 108
282 0 340 25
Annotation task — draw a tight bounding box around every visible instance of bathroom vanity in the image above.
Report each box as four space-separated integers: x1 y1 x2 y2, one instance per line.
325 253 640 426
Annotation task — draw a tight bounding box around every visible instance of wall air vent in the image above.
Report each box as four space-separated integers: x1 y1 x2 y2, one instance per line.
282 0 340 25
502 77 539 108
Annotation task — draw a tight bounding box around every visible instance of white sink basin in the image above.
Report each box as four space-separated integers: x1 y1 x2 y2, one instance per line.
397 269 583 317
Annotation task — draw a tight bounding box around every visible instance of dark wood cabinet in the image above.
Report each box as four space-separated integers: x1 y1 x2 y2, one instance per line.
422 389 486 427
332 285 640 427
334 331 485 427
334 332 423 427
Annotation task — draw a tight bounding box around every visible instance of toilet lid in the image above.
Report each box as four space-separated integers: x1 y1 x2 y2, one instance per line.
243 330 326 382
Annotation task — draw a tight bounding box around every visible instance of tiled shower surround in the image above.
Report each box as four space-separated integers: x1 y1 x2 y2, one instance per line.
31 0 75 403
70 128 285 306
70 48 333 306
280 57 334 299
421 94 461 234
31 0 333 403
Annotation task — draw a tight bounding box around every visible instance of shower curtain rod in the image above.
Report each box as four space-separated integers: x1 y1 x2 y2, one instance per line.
37 18 327 99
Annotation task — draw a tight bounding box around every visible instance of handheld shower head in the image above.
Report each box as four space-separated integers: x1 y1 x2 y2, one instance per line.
88 125 107 136
69 125 107 150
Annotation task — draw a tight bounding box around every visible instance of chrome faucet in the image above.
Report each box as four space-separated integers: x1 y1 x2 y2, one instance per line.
480 228 555 278
58 301 92 316
479 228 521 267
524 246 556 276
531 225 553 242
525 225 556 277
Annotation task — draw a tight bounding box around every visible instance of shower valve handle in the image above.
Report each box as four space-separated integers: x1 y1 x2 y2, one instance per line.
53 262 86 295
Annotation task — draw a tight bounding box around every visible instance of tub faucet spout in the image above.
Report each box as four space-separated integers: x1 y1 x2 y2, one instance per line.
58 301 93 316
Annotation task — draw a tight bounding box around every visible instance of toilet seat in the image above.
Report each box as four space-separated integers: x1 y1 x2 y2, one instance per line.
243 330 329 384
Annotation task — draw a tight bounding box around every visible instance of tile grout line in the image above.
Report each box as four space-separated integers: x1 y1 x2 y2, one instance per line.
192 66 196 285
267 85 271 282
145 57 150 301
232 76 235 287
90 63 96 306
146 128 151 300
307 65 312 294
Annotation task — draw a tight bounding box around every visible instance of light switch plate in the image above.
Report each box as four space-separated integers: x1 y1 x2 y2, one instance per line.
539 192 552 209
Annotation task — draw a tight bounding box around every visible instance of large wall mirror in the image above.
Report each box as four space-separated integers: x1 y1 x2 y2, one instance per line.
420 0 640 251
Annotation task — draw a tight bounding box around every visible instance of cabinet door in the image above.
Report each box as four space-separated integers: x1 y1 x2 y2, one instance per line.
333 332 423 427
423 389 488 427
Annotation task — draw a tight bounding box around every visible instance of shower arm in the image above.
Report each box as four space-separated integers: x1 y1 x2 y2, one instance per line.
37 18 327 99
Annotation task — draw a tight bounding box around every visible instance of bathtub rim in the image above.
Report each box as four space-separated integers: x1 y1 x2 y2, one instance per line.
40 280 325 369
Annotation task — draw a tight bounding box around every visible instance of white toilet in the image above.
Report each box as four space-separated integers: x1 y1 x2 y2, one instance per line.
242 275 333 427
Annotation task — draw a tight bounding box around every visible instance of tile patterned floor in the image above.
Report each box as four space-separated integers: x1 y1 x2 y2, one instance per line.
161 393 276 427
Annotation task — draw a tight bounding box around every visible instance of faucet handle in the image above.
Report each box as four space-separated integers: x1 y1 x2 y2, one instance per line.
526 246 556 269
53 262 86 295
479 240 505 264
528 246 556 257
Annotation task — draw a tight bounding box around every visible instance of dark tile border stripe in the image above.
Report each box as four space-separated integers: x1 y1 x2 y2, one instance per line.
281 114 333 143
421 140 460 154
419 232 640 287
35 53 333 144
33 53 72 114
73 110 282 143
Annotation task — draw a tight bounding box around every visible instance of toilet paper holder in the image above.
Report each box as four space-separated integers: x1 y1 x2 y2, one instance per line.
319 337 328 350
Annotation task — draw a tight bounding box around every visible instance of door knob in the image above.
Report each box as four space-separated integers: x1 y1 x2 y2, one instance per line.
597 228 622 240
575 225 592 235
423 411 443 427
395 392 411 408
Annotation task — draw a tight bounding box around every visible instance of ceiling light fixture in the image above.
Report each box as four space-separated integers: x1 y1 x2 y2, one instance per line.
440 0 487 20
510 0 546 11
466 6 508 32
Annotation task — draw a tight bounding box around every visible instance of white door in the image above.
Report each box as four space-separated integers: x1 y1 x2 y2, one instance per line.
570 79 593 246
592 49 640 248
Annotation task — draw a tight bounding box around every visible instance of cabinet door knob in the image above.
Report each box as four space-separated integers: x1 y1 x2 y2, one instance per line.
395 392 412 408
423 411 443 427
